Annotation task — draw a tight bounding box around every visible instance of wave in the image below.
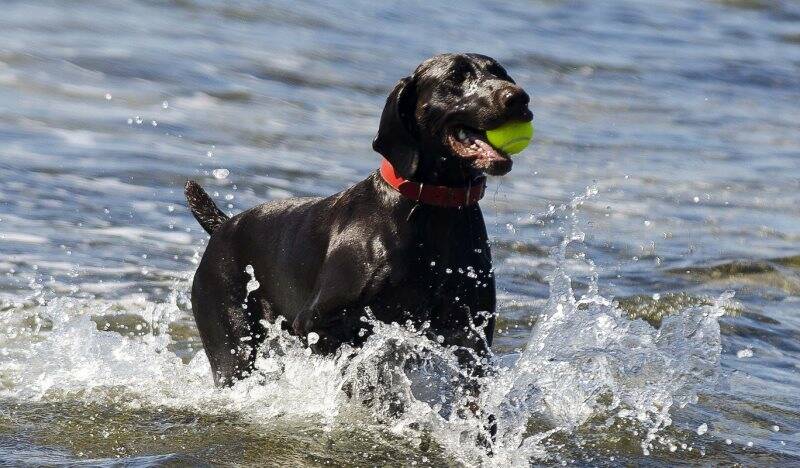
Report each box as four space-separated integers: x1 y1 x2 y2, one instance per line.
668 256 800 295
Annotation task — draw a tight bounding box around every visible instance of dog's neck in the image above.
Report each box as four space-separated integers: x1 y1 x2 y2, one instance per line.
412 154 485 186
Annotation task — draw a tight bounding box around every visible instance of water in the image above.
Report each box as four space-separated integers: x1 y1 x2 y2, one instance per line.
1 0 799 465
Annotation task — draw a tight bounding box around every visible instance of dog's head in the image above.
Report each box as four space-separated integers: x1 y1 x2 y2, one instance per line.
373 53 532 183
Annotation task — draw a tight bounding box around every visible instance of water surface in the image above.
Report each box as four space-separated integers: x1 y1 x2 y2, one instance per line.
1 0 800 465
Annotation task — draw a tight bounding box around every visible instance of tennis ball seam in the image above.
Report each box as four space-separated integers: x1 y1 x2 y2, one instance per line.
498 137 530 147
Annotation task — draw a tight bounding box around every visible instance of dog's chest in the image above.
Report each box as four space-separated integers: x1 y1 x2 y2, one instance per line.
368 229 495 327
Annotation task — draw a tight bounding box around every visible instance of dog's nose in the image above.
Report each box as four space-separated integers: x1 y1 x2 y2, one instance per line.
497 86 531 120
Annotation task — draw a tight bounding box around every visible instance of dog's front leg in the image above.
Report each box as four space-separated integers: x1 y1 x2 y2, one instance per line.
292 305 348 355
439 309 497 450
471 311 498 451
291 245 373 355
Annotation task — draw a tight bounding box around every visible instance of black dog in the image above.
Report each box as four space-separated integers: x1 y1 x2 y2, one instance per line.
186 53 531 388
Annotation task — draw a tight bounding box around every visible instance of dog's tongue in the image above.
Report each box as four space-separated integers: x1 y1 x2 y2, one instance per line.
475 136 507 161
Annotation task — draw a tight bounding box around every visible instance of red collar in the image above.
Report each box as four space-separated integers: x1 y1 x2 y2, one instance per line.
379 159 486 208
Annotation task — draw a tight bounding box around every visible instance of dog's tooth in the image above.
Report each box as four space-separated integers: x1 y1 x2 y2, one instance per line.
458 129 467 140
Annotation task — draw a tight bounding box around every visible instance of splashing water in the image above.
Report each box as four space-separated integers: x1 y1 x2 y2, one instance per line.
0 190 731 466
482 234 731 463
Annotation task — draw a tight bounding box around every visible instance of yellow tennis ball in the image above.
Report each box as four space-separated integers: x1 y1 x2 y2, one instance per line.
485 121 534 155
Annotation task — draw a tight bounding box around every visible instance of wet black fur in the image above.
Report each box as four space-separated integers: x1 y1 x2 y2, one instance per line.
186 53 531 387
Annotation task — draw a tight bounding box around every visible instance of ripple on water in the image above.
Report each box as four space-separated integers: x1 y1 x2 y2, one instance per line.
667 257 800 296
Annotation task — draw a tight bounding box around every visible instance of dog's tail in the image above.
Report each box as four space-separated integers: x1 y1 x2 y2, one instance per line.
185 180 229 234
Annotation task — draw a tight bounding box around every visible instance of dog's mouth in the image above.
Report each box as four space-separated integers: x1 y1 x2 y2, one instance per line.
446 126 512 176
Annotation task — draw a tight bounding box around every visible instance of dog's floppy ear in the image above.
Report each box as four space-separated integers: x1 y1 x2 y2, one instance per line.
372 76 419 179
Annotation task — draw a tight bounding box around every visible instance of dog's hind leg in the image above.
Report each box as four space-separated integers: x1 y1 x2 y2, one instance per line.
191 260 268 386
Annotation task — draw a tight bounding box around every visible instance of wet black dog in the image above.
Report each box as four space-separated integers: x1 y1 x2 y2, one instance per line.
185 53 532 388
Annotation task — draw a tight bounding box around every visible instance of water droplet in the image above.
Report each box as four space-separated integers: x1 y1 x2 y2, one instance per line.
696 423 708 435
212 168 230 179
245 264 260 293
307 332 319 345
162 100 169 109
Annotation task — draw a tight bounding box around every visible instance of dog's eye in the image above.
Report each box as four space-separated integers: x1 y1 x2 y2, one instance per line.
439 82 463 97
447 62 475 83
447 69 468 84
